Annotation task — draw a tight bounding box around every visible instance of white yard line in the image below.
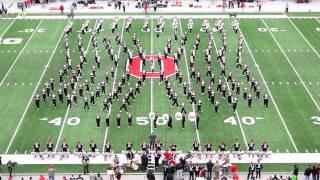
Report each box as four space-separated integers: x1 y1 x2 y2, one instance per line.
238 28 299 152
0 18 17 39
55 20 98 152
0 19 43 87
178 18 201 147
150 18 154 133
315 18 320 24
261 19 320 112
102 18 126 152
210 22 248 146
5 22 65 154
286 16 320 60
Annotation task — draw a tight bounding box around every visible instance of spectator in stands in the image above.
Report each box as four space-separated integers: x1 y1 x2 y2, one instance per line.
147 170 155 180
39 175 45 180
305 165 312 180
122 4 125 13
293 165 299 178
47 165 56 180
206 159 213 179
115 166 122 180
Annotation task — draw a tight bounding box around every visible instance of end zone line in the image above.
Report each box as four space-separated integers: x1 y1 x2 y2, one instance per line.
150 18 154 134
210 21 248 146
102 18 126 152
286 16 320 61
0 19 43 87
178 18 201 147
5 21 64 154
238 28 299 152
55 20 98 152
261 19 320 112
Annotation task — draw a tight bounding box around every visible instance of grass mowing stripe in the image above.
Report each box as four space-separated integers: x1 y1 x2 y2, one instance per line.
54 20 98 152
210 22 248 146
178 18 201 147
4 21 65 154
238 28 299 152
261 19 320 112
0 20 43 87
102 18 126 152
287 16 320 60
0 18 17 39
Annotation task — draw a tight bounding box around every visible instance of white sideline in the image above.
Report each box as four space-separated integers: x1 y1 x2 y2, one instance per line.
54 20 98 152
4 21 64 154
261 19 320 112
0 19 43 87
178 18 201 147
210 21 248 146
1 153 320 165
238 28 299 152
102 18 126 152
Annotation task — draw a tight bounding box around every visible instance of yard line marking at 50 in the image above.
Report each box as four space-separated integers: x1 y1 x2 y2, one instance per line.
0 20 43 87
238 27 299 152
261 19 320 112
5 21 64 154
102 18 126 152
209 20 248 146
178 18 201 147
55 20 99 152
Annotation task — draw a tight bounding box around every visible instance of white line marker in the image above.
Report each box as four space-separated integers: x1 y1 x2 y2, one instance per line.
150 18 154 134
210 21 247 146
286 149 289 153
306 149 309 153
5 21 64 154
239 26 299 152
262 19 320 113
102 18 126 152
55 20 98 152
0 20 43 87
277 149 279 153
179 18 201 147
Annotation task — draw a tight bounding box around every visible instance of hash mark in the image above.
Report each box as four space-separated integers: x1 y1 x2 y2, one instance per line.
306 149 309 153
286 149 289 153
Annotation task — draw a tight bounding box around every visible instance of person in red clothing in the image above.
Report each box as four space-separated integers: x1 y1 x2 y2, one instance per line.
163 149 172 160
59 4 64 14
144 2 148 14
231 164 239 180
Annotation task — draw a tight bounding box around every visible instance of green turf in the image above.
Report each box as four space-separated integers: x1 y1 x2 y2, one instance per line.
0 17 320 156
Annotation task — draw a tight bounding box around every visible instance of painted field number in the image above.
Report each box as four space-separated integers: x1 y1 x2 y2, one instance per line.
0 38 23 45
18 28 46 33
224 116 264 126
39 117 80 126
311 116 320 125
258 27 286 32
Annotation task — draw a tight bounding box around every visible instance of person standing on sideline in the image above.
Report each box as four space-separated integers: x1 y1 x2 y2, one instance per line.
122 4 125 13
316 164 320 180
293 164 299 179
82 155 89 175
144 2 148 14
48 165 56 180
59 4 64 14
176 159 184 180
149 132 156 150
305 165 312 180
257 0 262 12
206 159 213 180
147 170 155 180
285 1 289 13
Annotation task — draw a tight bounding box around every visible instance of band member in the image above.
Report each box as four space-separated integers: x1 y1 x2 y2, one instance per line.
116 112 121 128
127 111 132 127
96 112 101 128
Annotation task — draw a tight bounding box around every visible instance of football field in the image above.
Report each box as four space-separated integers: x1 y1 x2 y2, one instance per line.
1 15 320 156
